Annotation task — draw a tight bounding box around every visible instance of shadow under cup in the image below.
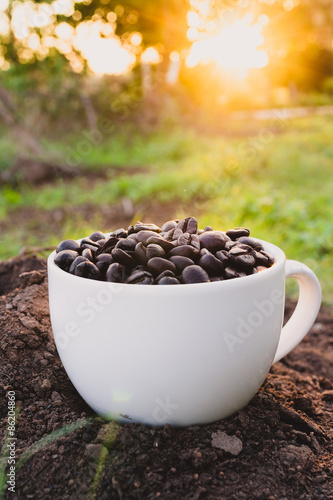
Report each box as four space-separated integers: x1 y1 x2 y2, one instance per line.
47 239 321 426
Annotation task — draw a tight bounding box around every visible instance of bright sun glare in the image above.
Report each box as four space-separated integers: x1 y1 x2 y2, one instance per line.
186 18 269 75
0 0 269 77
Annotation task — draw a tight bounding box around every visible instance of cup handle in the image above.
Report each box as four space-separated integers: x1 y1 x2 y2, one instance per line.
273 260 322 364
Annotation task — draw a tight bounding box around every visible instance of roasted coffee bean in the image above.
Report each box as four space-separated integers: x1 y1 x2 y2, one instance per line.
224 267 247 279
163 228 176 241
255 250 274 267
75 261 101 280
80 238 100 249
147 257 177 276
216 250 229 267
199 248 210 257
181 265 210 284
170 256 194 273
199 253 225 276
82 248 94 261
135 242 148 265
116 238 137 252
158 277 180 285
136 230 161 245
147 236 176 252
54 250 78 271
56 239 81 253
210 276 222 282
230 253 256 270
97 239 108 246
203 226 213 232
225 240 238 251
178 233 200 252
111 248 136 268
133 222 161 233
96 254 114 274
69 256 89 274
135 242 148 263
146 244 166 260
95 237 118 256
155 270 177 282
88 231 106 242
236 236 263 251
111 228 128 239
169 245 198 260
228 244 253 257
126 270 154 284
106 262 126 283
199 231 230 253
226 227 250 240
161 220 178 232
176 216 198 235
127 233 138 241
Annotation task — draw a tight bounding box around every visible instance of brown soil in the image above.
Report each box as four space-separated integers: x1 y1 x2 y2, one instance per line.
0 257 332 500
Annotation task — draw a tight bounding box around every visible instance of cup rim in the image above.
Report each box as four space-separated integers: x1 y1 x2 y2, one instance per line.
47 235 286 289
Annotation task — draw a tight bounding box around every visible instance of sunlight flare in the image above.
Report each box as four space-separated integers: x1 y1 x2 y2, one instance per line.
186 18 269 74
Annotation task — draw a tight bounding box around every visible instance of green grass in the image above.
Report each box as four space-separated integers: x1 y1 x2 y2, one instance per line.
1 115 333 302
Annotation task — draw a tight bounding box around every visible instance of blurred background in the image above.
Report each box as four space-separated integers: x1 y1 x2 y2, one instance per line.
0 0 332 301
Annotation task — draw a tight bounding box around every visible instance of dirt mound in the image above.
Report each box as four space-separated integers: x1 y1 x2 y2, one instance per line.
0 257 332 499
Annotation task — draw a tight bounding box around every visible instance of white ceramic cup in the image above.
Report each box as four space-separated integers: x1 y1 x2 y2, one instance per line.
47 238 321 426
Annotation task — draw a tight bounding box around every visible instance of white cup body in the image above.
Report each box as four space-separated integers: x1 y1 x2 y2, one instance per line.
48 239 287 426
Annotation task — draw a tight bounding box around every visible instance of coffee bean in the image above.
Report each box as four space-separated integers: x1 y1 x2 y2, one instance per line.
163 228 176 241
147 257 177 276
54 250 78 271
257 250 274 267
111 248 136 268
199 231 230 253
126 270 154 284
88 231 106 242
168 245 198 260
96 237 119 256
80 238 100 249
226 228 250 240
135 242 148 265
116 238 137 252
178 216 198 235
199 253 225 276
225 240 238 251
170 256 194 273
146 244 166 260
178 233 200 252
236 236 263 251
224 267 247 279
56 239 81 253
111 228 128 239
181 265 210 284
147 236 176 252
230 253 256 270
106 263 126 283
133 222 161 233
228 245 253 257
69 256 89 274
75 261 101 280
158 277 180 285
96 254 114 274
155 270 177 282
136 230 162 245
82 248 94 261
215 250 229 267
161 220 178 232
203 226 213 232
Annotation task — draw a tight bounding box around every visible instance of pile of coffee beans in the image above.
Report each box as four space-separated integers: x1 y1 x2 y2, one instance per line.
54 217 274 284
